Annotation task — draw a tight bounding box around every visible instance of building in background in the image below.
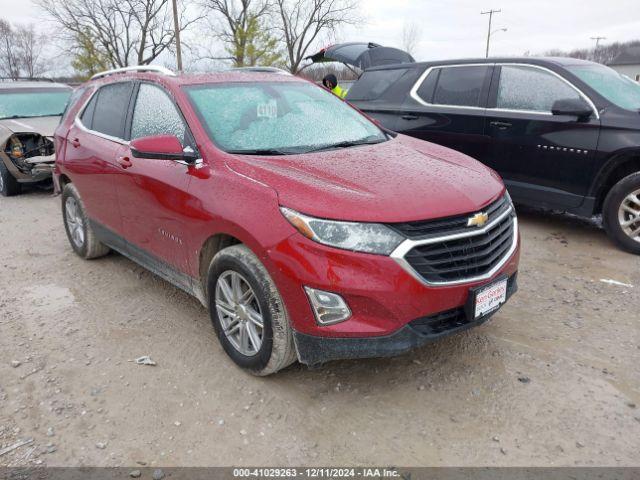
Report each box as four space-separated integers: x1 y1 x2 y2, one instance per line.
608 46 640 81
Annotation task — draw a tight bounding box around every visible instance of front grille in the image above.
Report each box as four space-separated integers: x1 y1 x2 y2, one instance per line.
404 213 514 283
390 194 516 284
389 195 510 239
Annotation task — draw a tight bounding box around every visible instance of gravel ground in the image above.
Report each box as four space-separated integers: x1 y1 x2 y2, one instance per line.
1 187 639 467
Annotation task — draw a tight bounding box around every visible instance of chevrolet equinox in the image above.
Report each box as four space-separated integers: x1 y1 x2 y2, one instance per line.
54 66 520 375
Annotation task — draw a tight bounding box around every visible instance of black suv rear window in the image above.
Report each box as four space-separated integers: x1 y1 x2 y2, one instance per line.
347 68 407 101
90 82 134 139
432 65 489 107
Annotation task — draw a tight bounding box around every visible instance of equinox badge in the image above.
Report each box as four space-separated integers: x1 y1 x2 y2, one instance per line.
467 212 489 228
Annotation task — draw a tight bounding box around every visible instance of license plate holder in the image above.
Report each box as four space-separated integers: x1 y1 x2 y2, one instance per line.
466 276 509 321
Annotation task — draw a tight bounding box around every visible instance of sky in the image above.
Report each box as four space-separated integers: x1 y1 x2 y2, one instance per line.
1 0 639 68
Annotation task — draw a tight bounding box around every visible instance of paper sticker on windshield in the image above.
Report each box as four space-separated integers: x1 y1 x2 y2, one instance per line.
257 100 277 119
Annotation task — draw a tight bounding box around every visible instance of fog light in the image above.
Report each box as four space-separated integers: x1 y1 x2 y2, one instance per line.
304 287 351 326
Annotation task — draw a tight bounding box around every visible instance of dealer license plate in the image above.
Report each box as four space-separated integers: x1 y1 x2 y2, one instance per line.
473 278 508 319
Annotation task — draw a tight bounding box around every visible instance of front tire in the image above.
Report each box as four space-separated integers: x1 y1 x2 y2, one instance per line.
62 183 110 259
207 244 297 376
0 161 22 197
603 172 640 254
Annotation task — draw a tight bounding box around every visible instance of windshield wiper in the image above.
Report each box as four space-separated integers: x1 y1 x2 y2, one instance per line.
226 148 296 156
302 137 386 153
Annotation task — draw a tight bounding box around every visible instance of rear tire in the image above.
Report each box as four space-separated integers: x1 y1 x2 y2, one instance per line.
62 183 111 259
0 161 22 197
207 244 297 376
602 172 640 254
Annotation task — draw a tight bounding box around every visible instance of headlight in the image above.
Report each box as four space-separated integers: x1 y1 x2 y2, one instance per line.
280 207 404 255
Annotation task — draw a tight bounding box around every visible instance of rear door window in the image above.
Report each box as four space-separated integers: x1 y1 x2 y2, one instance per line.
91 82 134 139
432 65 490 107
496 65 582 112
347 68 407 101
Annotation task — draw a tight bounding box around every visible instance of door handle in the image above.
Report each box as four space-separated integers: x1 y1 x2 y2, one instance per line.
117 156 133 169
402 114 419 120
490 121 512 130
71 138 81 148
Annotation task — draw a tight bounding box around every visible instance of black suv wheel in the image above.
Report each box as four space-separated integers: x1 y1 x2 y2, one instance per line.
603 172 640 254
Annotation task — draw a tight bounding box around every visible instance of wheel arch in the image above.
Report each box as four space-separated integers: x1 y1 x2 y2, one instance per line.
198 233 243 298
58 174 72 188
591 149 640 214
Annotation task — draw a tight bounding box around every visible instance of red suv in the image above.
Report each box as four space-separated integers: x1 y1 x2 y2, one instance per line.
54 66 520 375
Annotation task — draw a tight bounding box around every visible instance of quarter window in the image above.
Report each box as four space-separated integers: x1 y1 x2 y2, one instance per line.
416 69 439 103
432 66 489 107
91 82 134 139
62 87 86 123
497 65 582 112
80 91 98 128
131 84 187 143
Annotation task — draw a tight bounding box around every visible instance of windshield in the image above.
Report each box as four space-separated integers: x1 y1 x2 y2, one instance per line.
0 88 72 119
185 81 386 154
567 64 640 111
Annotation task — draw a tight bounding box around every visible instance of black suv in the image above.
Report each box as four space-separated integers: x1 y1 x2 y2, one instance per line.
345 57 640 254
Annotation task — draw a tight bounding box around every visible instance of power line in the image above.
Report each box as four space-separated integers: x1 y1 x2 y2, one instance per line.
481 9 501 58
590 36 607 49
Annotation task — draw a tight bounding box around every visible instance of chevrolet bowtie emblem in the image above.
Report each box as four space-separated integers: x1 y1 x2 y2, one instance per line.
467 212 489 227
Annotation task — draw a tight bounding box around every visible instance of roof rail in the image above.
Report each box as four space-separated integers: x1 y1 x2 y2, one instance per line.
90 65 176 80
231 66 292 75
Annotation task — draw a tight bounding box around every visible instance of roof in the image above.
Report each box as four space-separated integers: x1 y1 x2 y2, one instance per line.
365 56 598 71
609 47 640 66
0 80 71 90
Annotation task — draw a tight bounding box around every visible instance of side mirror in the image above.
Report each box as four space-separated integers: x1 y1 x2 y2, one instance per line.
130 135 197 163
551 98 593 118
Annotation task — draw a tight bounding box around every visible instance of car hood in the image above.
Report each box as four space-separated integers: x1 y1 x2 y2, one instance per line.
224 135 504 223
0 116 61 137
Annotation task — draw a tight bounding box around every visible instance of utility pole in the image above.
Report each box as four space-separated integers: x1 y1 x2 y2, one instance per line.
590 36 606 49
481 9 501 58
172 0 183 72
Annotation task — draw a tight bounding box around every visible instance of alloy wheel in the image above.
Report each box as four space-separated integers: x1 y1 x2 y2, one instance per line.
0 171 4 193
65 197 85 248
618 188 640 243
215 271 264 356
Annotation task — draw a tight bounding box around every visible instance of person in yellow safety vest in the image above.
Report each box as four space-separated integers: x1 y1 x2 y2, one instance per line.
322 74 347 99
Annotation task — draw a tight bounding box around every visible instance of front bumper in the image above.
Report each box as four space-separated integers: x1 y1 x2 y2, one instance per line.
268 231 520 338
1 154 54 183
294 274 518 365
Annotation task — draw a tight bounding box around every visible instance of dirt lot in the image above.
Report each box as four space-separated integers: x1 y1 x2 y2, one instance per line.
1 187 639 467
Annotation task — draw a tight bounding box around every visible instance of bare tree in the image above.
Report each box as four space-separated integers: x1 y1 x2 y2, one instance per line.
35 0 200 68
0 20 48 79
15 25 48 78
201 0 281 67
274 0 359 74
0 20 21 79
543 39 640 65
400 20 420 57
